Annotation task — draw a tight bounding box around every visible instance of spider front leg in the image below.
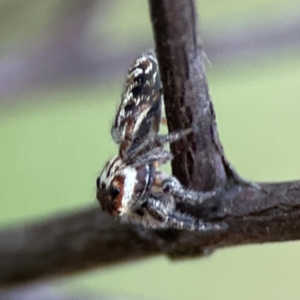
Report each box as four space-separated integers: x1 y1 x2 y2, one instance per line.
156 127 192 145
124 128 192 162
130 148 173 167
145 195 227 232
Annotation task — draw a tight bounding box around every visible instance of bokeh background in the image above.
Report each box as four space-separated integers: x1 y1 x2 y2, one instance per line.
1 0 300 299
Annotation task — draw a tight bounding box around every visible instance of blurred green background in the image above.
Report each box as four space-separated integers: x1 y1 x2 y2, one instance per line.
1 0 300 299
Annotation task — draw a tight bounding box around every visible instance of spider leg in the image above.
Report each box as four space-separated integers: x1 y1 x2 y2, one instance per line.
130 148 173 167
156 127 192 145
162 176 219 205
124 128 192 162
145 196 227 232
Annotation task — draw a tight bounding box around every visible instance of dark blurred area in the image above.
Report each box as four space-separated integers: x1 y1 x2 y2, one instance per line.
0 0 299 102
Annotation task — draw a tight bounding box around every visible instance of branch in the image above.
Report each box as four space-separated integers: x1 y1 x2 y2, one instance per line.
150 0 228 189
1 0 300 287
0 207 160 286
1 181 300 286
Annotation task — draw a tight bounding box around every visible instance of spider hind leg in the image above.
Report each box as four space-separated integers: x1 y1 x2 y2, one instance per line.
145 196 227 232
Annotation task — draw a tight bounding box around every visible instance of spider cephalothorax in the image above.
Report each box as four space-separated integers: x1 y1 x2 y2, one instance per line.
97 155 155 217
96 51 226 231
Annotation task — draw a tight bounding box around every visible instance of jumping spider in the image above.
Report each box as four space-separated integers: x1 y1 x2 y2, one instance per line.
96 51 226 231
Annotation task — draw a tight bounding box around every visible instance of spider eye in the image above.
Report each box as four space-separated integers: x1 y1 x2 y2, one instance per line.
109 186 120 200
